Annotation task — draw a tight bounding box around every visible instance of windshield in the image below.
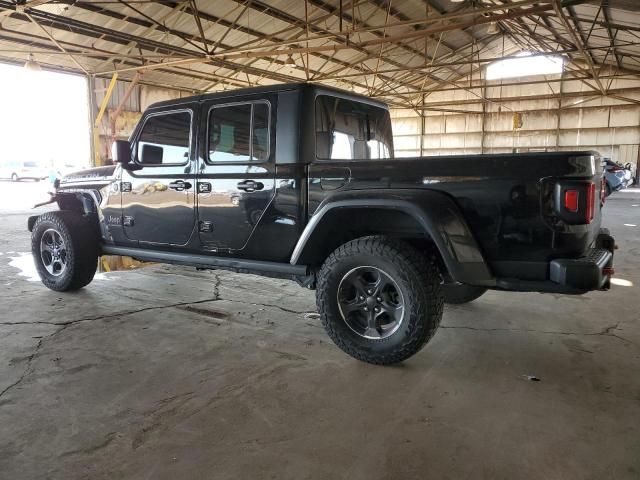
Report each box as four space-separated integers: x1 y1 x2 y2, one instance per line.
315 95 393 160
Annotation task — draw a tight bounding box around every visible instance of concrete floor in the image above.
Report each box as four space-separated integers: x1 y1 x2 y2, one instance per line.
1 181 639 480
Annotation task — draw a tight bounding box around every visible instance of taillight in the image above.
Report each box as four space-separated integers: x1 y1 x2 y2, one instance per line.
585 182 596 223
564 190 579 212
554 180 598 225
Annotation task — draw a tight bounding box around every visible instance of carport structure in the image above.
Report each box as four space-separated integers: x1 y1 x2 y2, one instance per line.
1 1 639 99
1 2 640 480
1 0 639 168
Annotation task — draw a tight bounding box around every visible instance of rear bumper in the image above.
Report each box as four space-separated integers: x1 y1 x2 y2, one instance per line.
549 247 612 291
495 230 615 294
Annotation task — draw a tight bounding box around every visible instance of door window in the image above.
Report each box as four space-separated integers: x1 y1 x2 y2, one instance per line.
208 102 270 163
136 111 191 165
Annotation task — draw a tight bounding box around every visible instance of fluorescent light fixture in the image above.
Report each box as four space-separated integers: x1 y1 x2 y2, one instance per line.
24 54 41 72
486 53 563 80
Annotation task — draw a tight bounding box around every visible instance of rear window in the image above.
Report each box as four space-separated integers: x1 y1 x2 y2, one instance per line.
315 95 393 160
23 161 38 168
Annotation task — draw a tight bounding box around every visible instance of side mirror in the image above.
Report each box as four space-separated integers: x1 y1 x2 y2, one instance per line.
112 140 132 165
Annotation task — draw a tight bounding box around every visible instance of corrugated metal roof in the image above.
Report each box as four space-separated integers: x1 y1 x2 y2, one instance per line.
0 0 637 108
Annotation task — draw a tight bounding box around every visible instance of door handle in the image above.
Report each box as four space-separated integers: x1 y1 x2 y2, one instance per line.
168 180 192 191
237 180 264 192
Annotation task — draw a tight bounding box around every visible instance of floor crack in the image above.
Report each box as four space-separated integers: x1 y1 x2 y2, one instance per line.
0 280 226 400
440 323 638 347
0 297 220 328
213 273 221 300
216 296 311 315
0 335 48 401
0 274 316 400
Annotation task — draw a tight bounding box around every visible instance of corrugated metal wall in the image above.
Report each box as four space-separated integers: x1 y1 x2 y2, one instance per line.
391 73 640 173
94 77 141 113
92 79 187 164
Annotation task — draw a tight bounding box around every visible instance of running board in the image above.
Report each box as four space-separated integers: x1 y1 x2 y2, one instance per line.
101 245 308 276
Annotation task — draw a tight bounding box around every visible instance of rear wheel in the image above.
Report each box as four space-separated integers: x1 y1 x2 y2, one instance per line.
31 211 98 291
442 284 487 304
11 173 18 182
317 236 443 365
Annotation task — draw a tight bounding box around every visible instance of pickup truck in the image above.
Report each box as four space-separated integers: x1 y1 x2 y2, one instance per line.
28 83 615 365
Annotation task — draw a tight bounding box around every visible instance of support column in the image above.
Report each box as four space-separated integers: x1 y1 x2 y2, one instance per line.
87 75 97 167
480 84 486 154
555 69 564 150
420 93 425 157
636 143 640 186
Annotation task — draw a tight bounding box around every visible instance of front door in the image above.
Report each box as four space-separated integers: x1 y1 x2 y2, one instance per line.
121 107 197 246
196 99 275 251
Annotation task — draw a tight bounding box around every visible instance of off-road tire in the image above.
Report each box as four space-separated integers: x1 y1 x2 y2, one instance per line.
31 211 98 291
442 284 487 304
317 236 443 365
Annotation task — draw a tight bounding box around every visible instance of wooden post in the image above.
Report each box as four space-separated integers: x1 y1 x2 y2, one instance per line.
93 73 118 166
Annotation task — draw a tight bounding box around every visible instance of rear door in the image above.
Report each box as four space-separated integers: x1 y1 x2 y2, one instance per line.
196 98 275 252
121 106 197 246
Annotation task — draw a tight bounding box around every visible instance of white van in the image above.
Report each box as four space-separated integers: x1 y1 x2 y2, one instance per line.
0 161 47 181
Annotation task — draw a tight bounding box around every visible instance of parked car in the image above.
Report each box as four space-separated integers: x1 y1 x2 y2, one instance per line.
27 83 615 365
0 161 47 181
603 158 634 195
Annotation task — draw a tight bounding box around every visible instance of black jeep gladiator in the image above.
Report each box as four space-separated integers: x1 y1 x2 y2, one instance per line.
28 83 615 365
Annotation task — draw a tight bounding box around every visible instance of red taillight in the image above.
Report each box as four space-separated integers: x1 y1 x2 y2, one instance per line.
564 190 579 212
585 182 596 223
554 181 599 225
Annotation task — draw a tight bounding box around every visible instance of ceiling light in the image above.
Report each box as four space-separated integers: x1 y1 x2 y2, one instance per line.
284 55 296 65
487 21 500 34
24 54 41 72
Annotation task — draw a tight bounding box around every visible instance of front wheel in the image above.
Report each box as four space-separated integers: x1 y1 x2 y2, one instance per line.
11 173 18 182
317 236 443 365
31 211 98 291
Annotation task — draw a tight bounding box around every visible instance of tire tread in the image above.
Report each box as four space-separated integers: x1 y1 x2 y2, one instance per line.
316 235 443 365
31 211 98 291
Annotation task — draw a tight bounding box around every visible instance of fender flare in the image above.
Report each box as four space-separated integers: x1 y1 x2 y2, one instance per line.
28 190 105 237
290 190 495 286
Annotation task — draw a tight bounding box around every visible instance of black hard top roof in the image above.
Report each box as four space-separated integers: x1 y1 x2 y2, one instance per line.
147 82 389 111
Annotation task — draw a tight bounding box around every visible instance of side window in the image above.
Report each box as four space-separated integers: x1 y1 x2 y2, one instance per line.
208 102 270 163
137 111 191 166
315 95 393 160
252 103 269 162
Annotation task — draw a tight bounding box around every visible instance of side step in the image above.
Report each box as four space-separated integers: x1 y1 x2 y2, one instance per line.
100 245 308 276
